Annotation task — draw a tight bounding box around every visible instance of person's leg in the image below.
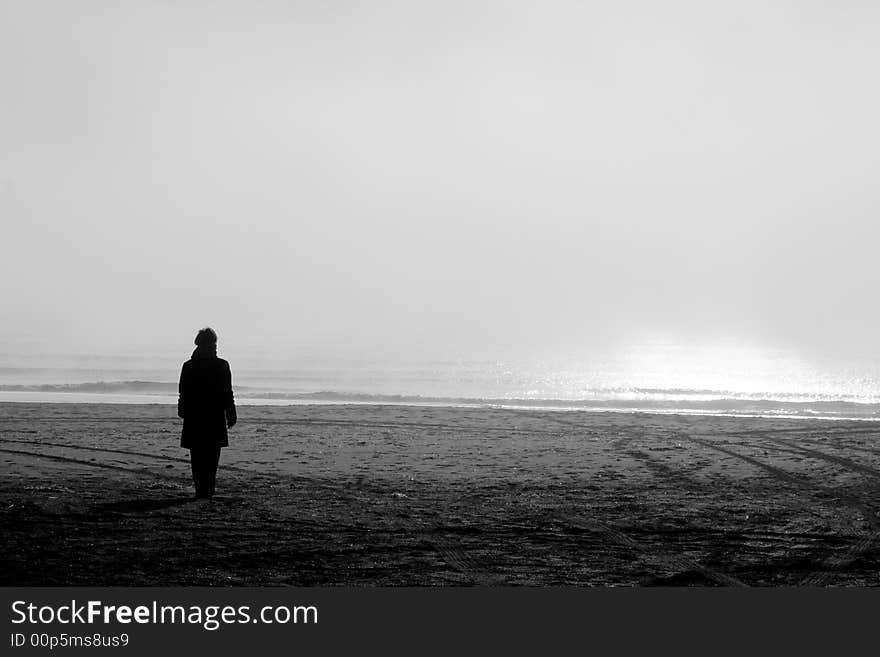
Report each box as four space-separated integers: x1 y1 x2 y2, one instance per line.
205 446 221 497
190 447 207 498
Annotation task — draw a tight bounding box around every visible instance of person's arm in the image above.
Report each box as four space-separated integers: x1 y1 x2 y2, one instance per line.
224 362 237 428
177 364 189 419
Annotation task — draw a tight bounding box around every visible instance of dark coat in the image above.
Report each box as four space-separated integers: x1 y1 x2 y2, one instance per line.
178 353 237 449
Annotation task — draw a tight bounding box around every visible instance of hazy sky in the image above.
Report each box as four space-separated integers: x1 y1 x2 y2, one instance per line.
2 1 879 363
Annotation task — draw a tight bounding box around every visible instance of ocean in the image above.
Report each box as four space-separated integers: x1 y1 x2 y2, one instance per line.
2 342 879 420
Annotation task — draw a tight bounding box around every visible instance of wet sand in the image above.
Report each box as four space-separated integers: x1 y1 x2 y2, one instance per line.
1 402 879 586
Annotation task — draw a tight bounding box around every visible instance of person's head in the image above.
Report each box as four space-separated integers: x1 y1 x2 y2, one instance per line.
194 327 218 347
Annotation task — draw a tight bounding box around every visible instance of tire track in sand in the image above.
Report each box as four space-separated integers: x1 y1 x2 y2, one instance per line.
396 516 505 585
0 438 254 474
564 517 747 587
0 447 180 480
500 410 747 586
1 441 504 585
716 425 879 437
761 437 880 481
752 435 880 585
685 433 880 586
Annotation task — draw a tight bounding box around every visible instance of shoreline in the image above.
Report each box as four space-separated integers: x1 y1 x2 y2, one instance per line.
1 396 879 423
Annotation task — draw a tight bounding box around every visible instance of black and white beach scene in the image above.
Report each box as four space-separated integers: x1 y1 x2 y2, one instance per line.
2 1 880 586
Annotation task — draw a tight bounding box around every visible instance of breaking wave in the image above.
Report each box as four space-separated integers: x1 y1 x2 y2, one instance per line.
2 381 880 420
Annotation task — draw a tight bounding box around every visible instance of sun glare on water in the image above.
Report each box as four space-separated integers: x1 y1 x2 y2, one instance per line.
600 339 880 403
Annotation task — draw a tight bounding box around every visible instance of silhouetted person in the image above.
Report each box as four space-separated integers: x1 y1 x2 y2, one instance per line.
178 327 236 499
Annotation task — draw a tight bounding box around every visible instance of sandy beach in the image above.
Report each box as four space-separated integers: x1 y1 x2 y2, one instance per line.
2 402 879 586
